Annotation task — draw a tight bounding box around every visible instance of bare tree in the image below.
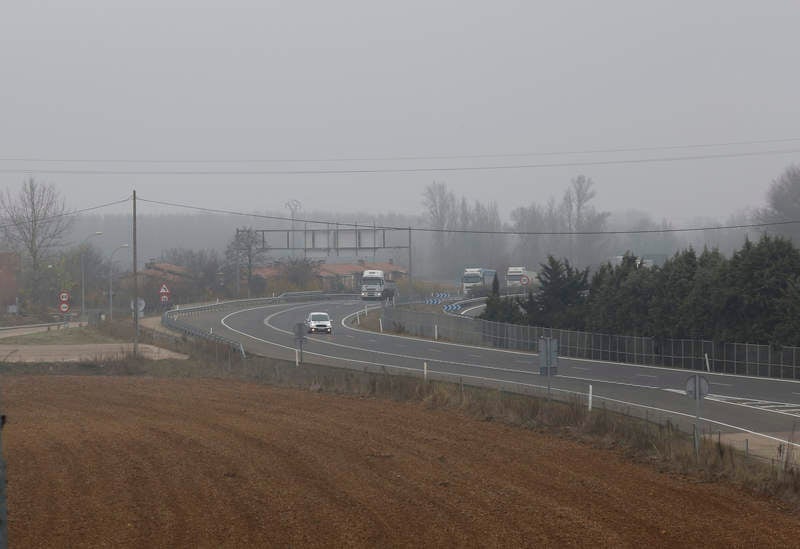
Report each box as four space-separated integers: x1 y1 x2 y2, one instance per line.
422 182 457 276
0 179 73 307
225 227 269 297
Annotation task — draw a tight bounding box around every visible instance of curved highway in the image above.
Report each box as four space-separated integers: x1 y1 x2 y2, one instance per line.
180 298 800 453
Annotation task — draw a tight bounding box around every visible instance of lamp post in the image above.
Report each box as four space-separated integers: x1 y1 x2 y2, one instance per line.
108 244 129 321
80 231 103 322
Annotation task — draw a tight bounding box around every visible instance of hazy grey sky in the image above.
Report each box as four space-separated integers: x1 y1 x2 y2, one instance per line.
2 1 799 225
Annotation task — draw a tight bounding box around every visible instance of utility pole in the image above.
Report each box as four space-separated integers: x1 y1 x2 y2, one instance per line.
132 190 139 356
408 226 413 294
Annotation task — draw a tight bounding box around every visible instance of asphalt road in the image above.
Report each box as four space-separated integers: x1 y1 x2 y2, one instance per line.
181 299 800 452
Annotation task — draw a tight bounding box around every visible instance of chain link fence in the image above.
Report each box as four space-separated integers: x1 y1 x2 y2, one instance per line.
381 307 800 380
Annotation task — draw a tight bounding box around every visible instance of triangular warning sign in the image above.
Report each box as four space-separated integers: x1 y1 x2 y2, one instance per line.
159 284 170 294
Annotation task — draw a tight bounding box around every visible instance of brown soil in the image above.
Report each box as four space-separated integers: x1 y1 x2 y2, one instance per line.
3 375 799 548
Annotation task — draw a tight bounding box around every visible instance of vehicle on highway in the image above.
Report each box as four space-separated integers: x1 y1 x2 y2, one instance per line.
305 311 333 334
360 269 397 300
461 267 497 296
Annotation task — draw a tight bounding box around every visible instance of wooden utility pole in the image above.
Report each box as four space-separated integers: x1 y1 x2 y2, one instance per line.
133 190 139 356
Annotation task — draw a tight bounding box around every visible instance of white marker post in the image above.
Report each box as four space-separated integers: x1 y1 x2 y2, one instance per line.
379 318 383 333
704 353 711 372
434 324 438 341
424 361 428 381
588 384 593 412
295 349 299 367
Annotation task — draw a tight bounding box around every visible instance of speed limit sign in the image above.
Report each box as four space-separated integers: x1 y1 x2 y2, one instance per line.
520 275 530 286
59 302 71 313
58 291 71 303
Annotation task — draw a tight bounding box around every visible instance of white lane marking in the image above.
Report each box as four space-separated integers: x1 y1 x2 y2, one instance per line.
461 304 485 315
342 309 800 387
228 302 800 422
635 374 658 379
211 302 800 444
229 308 800 449
468 353 483 358
234 305 539 376
572 366 590 371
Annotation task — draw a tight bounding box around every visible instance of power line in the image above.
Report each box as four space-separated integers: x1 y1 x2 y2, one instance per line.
1 148 799 176
138 196 795 236
2 137 800 165
0 196 131 231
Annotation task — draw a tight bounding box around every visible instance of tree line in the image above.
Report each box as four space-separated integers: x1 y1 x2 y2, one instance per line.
481 234 800 347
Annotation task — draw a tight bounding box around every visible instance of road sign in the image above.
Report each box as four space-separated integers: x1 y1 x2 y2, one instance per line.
520 275 530 286
160 295 169 303
130 298 146 313
59 302 70 313
58 291 70 303
685 375 710 399
159 284 171 296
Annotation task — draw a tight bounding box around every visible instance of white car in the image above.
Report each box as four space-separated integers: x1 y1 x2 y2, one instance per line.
305 311 332 334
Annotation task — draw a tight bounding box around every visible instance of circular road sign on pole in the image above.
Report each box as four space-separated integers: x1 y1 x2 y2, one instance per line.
520 275 530 286
58 291 71 303
59 302 71 313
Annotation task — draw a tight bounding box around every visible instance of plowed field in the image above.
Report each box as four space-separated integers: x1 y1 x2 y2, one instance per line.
3 375 799 548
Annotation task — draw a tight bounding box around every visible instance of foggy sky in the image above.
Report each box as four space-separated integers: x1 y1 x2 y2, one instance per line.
2 1 799 226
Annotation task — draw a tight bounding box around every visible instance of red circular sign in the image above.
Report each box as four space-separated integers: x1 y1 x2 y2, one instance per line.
520 275 530 286
59 302 70 313
58 291 71 303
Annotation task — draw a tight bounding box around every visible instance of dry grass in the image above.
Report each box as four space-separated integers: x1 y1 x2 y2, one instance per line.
0 326 125 345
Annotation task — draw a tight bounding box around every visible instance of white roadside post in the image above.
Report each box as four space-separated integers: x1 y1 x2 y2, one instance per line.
424 361 428 381
588 384 593 411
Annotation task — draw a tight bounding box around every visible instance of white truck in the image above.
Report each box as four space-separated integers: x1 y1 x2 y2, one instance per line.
461 267 496 296
505 266 537 290
360 269 397 300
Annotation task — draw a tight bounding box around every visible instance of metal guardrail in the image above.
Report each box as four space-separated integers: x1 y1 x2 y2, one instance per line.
0 321 67 332
381 307 800 380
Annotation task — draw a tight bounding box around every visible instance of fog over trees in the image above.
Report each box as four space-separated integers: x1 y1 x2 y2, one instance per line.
61 169 788 282
3 166 796 313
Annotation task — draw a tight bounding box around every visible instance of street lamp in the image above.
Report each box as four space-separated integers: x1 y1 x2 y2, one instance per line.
108 244 129 321
80 231 103 322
